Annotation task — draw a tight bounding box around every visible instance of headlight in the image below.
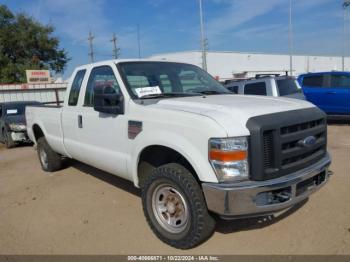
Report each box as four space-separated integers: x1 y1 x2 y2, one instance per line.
9 123 27 131
209 137 249 182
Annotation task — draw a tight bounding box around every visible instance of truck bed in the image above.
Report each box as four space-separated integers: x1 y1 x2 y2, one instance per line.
26 105 66 156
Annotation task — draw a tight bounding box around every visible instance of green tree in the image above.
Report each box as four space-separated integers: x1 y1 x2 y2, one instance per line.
0 5 69 83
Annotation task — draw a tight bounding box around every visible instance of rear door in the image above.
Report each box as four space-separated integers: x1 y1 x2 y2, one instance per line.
62 69 87 159
300 74 329 112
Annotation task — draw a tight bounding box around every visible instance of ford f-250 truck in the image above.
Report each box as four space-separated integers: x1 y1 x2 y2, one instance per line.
26 60 331 249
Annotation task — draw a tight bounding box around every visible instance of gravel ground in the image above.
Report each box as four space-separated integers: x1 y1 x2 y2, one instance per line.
0 124 349 255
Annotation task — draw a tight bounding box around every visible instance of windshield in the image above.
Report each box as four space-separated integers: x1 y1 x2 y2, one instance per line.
117 62 230 99
276 78 301 96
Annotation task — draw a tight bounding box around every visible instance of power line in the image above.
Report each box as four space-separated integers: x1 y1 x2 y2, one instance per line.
88 31 95 63
110 33 121 59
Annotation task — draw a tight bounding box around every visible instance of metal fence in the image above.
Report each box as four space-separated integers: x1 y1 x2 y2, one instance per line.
0 83 67 105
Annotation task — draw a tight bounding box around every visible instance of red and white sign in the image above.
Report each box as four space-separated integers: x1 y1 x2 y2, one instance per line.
26 70 51 84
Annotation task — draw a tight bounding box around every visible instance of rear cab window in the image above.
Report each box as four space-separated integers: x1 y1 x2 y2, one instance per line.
244 82 267 95
68 69 86 106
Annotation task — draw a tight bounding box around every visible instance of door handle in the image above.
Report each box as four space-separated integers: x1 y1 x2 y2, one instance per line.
326 91 336 94
78 115 83 128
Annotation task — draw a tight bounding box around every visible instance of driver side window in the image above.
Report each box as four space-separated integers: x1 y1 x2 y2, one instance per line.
84 66 121 107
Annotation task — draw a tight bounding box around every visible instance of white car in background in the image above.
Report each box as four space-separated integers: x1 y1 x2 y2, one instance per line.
225 74 306 100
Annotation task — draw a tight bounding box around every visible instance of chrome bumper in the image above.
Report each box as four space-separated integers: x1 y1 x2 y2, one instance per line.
202 153 331 219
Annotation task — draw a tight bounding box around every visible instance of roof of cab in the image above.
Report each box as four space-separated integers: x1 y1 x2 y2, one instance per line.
74 59 187 71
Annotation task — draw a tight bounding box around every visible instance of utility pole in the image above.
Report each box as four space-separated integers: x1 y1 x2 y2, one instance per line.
199 0 207 71
137 24 141 59
288 0 293 75
342 1 350 70
88 31 95 63
110 33 120 59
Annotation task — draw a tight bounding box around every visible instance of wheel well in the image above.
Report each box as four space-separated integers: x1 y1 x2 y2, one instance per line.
138 145 199 188
32 124 44 142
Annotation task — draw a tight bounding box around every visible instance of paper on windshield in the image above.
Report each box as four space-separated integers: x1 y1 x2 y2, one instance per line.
6 109 18 114
135 86 162 98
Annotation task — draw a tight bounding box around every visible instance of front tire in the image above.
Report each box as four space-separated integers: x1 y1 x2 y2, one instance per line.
141 163 216 249
37 137 62 172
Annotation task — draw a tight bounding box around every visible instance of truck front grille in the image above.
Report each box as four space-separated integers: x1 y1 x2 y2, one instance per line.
263 130 274 169
247 108 327 181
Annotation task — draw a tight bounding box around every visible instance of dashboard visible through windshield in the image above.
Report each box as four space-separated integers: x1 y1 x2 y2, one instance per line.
117 62 230 99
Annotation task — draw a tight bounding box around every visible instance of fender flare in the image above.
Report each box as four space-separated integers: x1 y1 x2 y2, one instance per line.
130 130 218 187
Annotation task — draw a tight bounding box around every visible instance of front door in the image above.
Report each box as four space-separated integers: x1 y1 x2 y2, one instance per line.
75 65 129 179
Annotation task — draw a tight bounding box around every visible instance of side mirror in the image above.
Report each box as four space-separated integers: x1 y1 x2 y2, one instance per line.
93 84 124 115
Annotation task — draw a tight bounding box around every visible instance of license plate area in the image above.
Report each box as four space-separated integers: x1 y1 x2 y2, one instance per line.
296 170 326 196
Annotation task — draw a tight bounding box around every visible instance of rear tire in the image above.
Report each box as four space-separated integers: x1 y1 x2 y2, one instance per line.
37 137 62 172
141 163 216 249
4 130 16 149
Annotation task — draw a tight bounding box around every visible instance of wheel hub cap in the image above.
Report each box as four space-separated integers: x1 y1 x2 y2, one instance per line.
152 185 189 234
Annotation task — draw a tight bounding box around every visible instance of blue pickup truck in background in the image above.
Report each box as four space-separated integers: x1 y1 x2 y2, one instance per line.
298 71 350 115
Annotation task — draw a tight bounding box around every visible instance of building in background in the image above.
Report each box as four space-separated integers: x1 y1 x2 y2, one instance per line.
149 51 350 81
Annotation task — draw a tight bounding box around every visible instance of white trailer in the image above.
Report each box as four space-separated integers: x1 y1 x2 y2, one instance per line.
149 50 350 81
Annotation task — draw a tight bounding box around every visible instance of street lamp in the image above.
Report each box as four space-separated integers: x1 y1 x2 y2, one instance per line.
199 0 207 71
288 0 293 76
342 0 350 71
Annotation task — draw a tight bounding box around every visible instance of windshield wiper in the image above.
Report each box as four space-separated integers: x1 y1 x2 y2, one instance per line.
140 92 199 99
195 90 229 95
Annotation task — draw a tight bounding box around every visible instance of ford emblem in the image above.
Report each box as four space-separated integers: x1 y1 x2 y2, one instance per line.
298 136 316 148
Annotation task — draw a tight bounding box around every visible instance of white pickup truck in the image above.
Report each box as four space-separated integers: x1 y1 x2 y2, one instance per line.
26 60 331 249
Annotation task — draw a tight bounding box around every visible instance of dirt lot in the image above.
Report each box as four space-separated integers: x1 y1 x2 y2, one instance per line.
0 124 349 255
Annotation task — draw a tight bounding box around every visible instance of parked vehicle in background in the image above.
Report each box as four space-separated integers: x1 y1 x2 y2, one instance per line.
26 60 331 249
0 101 41 148
298 71 350 116
225 74 305 100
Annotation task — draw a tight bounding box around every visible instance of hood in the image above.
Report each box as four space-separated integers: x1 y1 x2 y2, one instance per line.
151 94 314 136
5 114 26 125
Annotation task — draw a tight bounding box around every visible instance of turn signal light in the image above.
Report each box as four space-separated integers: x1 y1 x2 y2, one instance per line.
209 150 247 162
